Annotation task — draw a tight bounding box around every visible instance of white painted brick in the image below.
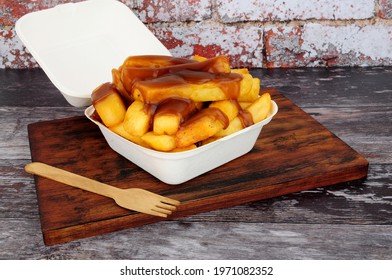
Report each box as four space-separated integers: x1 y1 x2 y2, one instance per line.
133 0 212 22
265 23 392 67
150 22 264 67
302 23 392 65
217 0 375 22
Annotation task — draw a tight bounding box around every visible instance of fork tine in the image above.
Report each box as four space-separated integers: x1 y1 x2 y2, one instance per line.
142 206 168 218
151 207 171 217
154 206 173 215
138 188 180 206
159 196 181 206
150 211 168 218
157 202 177 211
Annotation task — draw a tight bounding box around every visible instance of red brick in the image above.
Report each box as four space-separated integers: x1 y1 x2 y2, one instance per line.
379 0 392 18
0 28 38 68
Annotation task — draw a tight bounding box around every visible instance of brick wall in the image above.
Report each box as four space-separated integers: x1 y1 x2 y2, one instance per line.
1 0 392 68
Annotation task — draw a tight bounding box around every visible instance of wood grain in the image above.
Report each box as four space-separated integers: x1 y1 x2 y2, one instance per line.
27 90 368 245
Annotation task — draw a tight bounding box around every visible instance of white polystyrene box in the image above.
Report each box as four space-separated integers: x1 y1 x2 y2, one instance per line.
15 0 170 107
85 101 278 185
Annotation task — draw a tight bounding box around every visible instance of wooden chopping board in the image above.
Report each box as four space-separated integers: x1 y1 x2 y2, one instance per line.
27 89 368 245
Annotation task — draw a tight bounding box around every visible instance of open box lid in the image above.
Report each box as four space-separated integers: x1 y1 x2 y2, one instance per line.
15 0 170 107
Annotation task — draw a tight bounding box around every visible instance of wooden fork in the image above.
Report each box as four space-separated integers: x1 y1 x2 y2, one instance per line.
25 162 180 218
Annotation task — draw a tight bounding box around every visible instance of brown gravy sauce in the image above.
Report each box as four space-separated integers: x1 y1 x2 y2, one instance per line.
120 55 242 103
154 97 198 122
238 110 254 128
91 82 116 105
134 70 242 103
230 99 254 129
120 55 229 84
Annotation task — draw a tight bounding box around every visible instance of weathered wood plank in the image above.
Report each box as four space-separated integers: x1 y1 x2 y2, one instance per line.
250 67 392 108
0 69 71 107
0 107 83 159
2 67 392 108
1 219 391 260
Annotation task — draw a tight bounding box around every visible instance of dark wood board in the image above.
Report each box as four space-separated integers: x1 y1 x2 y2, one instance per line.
27 89 368 245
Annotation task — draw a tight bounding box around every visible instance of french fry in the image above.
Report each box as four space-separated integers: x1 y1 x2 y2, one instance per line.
121 55 193 68
231 68 249 75
92 83 127 127
215 93 272 137
133 84 226 103
141 132 176 152
110 122 150 148
171 144 197 152
120 55 232 94
249 77 261 101
239 102 252 109
238 73 259 102
215 117 243 137
153 98 199 135
175 108 229 148
192 55 207 62
209 100 240 121
153 114 181 136
123 100 151 137
132 71 242 103
246 92 272 123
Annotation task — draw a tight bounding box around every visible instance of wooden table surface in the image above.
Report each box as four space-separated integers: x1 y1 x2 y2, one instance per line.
1 67 391 260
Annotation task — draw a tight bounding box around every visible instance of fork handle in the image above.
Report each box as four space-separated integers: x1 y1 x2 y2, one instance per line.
25 162 120 199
